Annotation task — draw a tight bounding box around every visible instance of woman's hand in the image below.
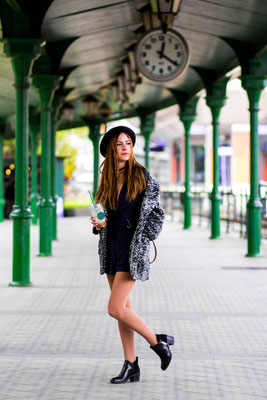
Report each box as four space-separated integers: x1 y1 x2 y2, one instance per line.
91 216 107 231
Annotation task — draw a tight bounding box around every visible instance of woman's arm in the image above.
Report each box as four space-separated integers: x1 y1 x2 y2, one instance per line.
91 217 107 235
143 205 165 241
142 179 165 241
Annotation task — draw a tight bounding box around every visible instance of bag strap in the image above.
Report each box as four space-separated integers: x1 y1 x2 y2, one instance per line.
150 240 157 264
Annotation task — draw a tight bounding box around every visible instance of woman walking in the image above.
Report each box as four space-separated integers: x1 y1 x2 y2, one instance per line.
91 126 174 384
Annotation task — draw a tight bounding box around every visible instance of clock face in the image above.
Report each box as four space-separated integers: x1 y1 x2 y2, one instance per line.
135 28 189 82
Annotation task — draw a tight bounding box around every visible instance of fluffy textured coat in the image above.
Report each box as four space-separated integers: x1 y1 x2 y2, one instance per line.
92 169 164 281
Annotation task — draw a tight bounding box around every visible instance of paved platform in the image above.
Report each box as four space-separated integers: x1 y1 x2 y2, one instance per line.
0 216 267 400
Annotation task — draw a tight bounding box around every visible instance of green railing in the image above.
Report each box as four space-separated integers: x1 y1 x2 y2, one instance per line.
161 185 267 239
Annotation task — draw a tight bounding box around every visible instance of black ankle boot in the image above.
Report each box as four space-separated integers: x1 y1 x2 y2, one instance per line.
110 357 140 384
150 338 172 370
155 334 174 345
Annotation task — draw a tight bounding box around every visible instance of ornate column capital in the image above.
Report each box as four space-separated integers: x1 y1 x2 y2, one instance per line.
31 75 62 110
1 38 44 87
179 96 199 132
139 112 155 138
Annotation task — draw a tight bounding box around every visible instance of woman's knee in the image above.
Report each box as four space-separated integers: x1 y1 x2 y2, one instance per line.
108 303 120 319
108 295 131 318
108 301 127 319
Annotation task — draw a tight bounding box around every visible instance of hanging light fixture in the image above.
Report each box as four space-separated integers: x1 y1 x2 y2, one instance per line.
150 0 181 30
121 57 132 93
98 102 112 120
138 3 161 32
60 102 74 122
117 71 128 103
82 94 99 117
126 43 142 89
97 88 112 120
111 80 120 102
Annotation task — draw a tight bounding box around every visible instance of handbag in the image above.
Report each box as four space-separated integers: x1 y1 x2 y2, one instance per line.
126 218 157 264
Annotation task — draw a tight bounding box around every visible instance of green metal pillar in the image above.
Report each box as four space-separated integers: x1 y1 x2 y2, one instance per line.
179 97 199 230
139 113 155 170
2 39 42 286
51 95 62 240
206 78 228 239
29 111 40 226
32 75 61 256
241 75 267 256
88 122 101 198
0 129 5 222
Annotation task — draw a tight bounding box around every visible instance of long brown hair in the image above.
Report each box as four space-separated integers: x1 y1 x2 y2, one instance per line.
95 133 147 209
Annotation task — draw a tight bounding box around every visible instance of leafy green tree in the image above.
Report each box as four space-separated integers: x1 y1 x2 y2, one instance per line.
36 126 89 178
3 138 15 158
56 127 88 178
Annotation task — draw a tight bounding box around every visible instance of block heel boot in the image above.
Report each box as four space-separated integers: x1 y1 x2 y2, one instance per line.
110 357 140 384
150 335 173 371
156 334 174 346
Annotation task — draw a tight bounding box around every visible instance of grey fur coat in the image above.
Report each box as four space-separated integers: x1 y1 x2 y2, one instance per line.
92 170 165 281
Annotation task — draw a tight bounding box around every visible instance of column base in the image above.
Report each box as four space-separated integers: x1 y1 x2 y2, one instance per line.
209 235 221 240
9 281 32 287
245 252 262 257
37 252 53 257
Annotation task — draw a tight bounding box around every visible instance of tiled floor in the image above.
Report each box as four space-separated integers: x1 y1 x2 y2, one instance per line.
0 216 267 399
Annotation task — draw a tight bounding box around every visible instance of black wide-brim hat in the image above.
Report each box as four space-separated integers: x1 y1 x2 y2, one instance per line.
100 125 136 157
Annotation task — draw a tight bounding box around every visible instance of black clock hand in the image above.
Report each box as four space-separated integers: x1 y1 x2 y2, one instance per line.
157 42 165 58
160 53 178 66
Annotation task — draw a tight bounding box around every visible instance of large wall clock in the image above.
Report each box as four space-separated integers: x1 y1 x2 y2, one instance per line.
135 28 189 82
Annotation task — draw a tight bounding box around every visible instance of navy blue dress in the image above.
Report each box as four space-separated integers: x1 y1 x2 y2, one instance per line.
105 179 145 275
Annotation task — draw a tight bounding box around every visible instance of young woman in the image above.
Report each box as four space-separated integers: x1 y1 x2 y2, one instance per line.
91 125 174 384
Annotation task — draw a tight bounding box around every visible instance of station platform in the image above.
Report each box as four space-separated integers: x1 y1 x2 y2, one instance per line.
0 216 267 400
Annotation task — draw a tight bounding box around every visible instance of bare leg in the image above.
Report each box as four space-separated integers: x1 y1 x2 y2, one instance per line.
107 272 158 354
107 274 136 363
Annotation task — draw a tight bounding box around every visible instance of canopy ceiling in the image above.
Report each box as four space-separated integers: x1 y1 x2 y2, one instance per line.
0 0 266 127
